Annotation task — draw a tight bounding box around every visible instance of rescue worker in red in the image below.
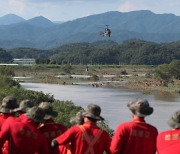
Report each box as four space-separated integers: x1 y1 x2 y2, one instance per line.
110 99 158 154
0 106 49 154
156 110 180 154
51 104 111 154
0 96 19 130
38 102 68 154
1 99 35 154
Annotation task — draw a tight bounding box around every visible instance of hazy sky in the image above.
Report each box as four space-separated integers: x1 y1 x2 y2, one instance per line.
0 0 180 21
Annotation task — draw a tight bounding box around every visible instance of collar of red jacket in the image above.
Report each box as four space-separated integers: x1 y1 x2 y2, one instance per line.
133 117 146 123
83 121 98 128
0 113 14 118
44 118 54 123
20 114 39 127
38 119 55 128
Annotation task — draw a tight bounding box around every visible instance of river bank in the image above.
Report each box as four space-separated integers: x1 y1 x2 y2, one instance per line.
14 65 180 96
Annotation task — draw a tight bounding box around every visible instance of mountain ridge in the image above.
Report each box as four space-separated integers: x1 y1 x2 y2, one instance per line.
0 10 180 49
0 14 25 25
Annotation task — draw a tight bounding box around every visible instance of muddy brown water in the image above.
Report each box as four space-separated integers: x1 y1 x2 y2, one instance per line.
21 82 180 132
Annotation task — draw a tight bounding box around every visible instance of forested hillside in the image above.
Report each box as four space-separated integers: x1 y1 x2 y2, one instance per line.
4 40 180 65
50 40 180 65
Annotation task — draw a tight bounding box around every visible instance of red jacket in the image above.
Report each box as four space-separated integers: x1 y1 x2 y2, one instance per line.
1 116 17 154
38 119 68 154
0 113 14 130
0 114 49 154
110 117 158 154
0 114 16 154
55 122 111 154
157 129 180 154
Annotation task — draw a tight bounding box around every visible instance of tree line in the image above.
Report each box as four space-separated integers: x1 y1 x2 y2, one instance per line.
0 39 180 65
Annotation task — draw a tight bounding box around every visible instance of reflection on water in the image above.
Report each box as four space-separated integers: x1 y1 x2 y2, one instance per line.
21 83 180 132
155 91 179 102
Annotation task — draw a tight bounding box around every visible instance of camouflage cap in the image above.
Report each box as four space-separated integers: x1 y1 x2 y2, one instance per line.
70 110 84 125
14 99 34 113
167 111 180 129
38 102 58 119
25 106 45 123
127 99 153 117
83 104 104 120
0 96 18 113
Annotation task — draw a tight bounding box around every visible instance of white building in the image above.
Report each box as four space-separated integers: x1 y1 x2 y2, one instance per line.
13 59 35 65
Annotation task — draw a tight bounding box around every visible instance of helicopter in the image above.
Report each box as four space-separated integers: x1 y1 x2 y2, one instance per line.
100 25 111 37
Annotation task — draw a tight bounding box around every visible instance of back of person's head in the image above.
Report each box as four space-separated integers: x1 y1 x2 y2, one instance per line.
168 110 180 129
0 96 18 113
127 99 153 117
14 99 34 113
25 106 45 124
83 104 104 121
70 110 84 125
38 102 58 120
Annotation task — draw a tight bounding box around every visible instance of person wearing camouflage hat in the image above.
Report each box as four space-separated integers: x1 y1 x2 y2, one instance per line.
38 102 68 154
25 106 45 123
0 96 18 114
38 102 58 119
110 99 158 154
0 106 49 154
127 98 154 117
52 104 111 154
0 99 34 154
14 99 35 114
157 110 180 154
0 96 19 130
83 104 104 120
70 110 84 126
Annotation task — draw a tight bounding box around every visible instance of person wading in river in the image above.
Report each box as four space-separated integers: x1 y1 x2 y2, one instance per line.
51 104 111 154
110 99 158 154
156 110 180 154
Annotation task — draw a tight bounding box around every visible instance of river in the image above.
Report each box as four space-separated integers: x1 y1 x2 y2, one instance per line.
21 82 180 132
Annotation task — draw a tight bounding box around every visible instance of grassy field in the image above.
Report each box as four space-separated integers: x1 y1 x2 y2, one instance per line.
14 64 180 95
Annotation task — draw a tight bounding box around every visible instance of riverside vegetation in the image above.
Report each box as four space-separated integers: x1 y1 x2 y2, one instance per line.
12 61 180 95
0 66 114 135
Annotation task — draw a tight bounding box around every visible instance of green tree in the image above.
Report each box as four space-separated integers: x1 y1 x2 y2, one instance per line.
62 64 73 74
168 60 180 79
0 48 13 63
35 58 50 64
155 64 171 82
155 60 180 82
0 66 15 76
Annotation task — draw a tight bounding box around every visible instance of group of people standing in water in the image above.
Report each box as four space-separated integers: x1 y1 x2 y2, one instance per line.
0 96 179 154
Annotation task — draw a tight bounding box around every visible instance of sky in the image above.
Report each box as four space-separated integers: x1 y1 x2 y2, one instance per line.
0 0 180 21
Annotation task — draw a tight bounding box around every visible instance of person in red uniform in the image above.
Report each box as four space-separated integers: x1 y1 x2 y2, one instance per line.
2 99 35 154
0 106 49 154
51 104 111 154
110 98 158 154
38 102 68 154
157 110 180 154
0 96 19 130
